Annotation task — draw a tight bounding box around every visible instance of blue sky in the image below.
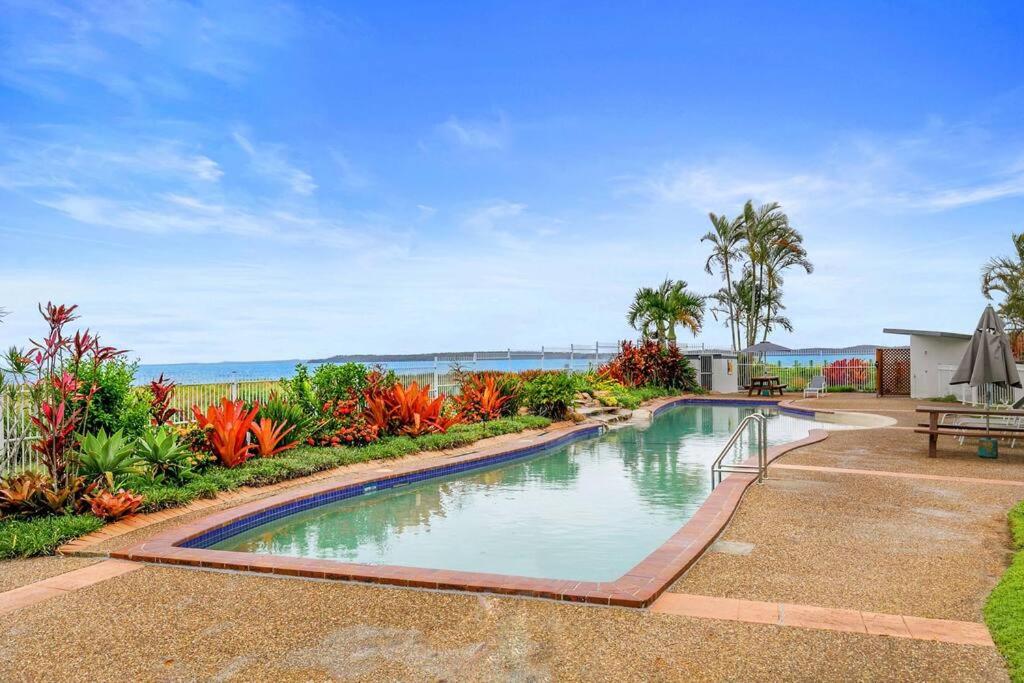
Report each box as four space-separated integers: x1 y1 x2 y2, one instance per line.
1 1 1023 363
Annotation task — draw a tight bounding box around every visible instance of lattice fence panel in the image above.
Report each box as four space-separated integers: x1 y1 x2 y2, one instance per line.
878 347 911 396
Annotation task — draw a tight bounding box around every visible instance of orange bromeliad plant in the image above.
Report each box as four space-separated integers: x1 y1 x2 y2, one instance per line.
250 417 297 457
192 398 260 467
86 489 143 520
455 374 515 422
362 381 462 436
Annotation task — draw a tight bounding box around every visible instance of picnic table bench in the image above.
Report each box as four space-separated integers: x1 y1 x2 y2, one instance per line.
745 376 787 397
915 405 1024 457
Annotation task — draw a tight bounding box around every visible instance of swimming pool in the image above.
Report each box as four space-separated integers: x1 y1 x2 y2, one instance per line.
116 399 854 606
216 403 843 580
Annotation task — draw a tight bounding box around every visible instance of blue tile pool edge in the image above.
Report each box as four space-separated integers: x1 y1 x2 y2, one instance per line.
181 424 603 550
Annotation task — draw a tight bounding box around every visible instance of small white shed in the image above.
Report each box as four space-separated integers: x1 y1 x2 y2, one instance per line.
882 328 970 399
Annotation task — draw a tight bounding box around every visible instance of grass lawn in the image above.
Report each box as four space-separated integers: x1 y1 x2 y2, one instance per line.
0 415 551 560
986 499 1024 681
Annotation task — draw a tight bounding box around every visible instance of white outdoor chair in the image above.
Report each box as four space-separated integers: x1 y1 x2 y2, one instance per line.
804 375 827 398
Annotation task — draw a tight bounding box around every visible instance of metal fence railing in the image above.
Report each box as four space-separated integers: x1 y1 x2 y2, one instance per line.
737 361 878 394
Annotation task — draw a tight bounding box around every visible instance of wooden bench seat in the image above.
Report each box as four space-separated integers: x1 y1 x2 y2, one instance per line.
913 427 1024 439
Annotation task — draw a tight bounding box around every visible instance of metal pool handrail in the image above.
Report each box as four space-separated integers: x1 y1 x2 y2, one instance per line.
711 412 768 489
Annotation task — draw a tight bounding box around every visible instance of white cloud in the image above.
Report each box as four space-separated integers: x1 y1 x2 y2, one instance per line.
627 121 1024 215
233 130 317 195
437 114 509 150
0 0 302 100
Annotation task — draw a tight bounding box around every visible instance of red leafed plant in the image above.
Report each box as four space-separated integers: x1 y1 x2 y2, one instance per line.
362 381 462 436
599 340 698 390
192 399 260 468
149 373 179 426
822 358 871 386
1 303 127 489
455 373 518 422
250 417 297 457
308 397 380 447
86 489 143 520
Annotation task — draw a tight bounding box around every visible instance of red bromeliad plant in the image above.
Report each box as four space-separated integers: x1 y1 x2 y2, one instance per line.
149 373 179 426
362 380 463 436
3 303 127 488
192 399 260 468
250 417 297 457
455 373 518 422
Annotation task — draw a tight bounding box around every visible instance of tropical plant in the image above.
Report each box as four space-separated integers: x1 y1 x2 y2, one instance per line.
599 340 700 391
149 373 179 426
627 279 704 348
823 358 872 386
259 394 316 447
250 418 297 457
85 489 143 520
283 362 398 415
0 303 127 488
455 372 521 422
0 472 52 519
702 201 812 349
0 472 93 519
702 211 743 351
982 233 1024 334
390 382 451 436
192 399 260 468
135 427 193 483
73 359 151 439
76 429 145 490
309 397 379 447
362 380 461 436
522 372 575 419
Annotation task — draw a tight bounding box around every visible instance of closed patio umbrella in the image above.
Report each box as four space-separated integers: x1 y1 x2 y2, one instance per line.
950 305 1022 454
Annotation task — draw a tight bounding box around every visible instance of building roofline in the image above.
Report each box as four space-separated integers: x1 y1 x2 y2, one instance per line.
882 328 972 341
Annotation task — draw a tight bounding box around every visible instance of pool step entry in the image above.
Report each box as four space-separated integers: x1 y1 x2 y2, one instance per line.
711 412 769 489
575 404 632 425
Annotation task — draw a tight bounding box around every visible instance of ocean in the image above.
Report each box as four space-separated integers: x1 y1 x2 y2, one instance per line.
134 351 877 386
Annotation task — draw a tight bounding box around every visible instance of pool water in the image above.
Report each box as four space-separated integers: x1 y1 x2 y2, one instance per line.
211 404 845 581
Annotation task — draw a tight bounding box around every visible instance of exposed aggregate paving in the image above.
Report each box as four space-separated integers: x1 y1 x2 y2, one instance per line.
0 396 1017 680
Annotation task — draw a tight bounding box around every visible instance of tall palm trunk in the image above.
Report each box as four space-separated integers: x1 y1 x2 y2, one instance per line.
723 259 737 351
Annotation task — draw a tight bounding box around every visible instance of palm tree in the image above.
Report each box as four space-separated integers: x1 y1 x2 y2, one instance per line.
736 200 799 347
627 286 669 344
627 279 705 348
702 212 742 351
982 233 1024 332
760 226 813 341
662 279 705 344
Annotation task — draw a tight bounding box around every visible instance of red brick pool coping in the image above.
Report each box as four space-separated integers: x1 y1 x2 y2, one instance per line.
112 400 831 608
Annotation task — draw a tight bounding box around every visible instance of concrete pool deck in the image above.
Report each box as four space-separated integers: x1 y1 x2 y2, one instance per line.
0 394 1019 680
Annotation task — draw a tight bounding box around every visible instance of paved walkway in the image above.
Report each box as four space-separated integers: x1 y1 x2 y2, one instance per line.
0 395 1016 681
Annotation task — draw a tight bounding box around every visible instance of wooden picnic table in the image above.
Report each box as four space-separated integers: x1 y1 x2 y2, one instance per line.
916 405 1024 457
746 375 786 397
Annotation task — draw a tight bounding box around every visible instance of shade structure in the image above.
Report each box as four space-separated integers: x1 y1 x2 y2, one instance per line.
950 305 1022 389
740 341 791 354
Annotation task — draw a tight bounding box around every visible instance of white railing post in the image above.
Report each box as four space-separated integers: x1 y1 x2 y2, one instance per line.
230 373 238 401
540 346 545 370
432 356 439 399
569 344 574 372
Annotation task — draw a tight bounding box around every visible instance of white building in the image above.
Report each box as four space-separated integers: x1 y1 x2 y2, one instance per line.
882 328 970 399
